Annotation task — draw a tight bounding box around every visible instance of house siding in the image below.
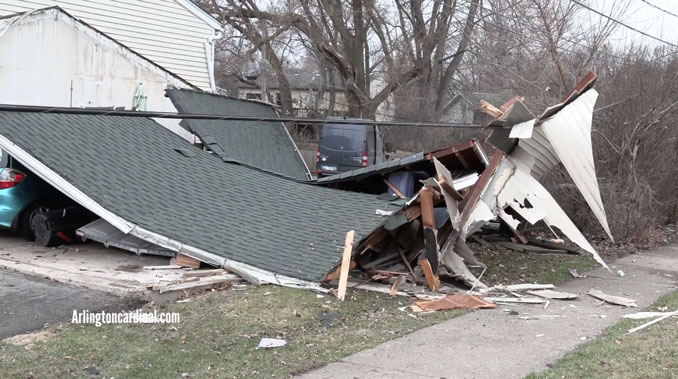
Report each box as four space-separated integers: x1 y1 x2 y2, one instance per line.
0 0 216 90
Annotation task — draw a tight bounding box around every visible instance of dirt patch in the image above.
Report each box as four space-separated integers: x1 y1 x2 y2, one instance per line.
114 265 143 273
2 328 57 347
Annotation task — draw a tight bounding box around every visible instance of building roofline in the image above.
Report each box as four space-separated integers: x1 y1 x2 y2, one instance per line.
175 0 223 31
0 6 201 91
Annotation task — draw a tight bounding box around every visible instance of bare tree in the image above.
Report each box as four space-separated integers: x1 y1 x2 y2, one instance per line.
200 0 480 119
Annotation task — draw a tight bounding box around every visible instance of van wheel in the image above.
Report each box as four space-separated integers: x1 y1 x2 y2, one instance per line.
20 203 52 241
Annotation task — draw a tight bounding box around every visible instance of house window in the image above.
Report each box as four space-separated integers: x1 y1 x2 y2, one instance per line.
246 93 261 100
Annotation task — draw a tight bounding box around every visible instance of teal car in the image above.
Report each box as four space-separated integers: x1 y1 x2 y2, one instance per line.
0 148 72 239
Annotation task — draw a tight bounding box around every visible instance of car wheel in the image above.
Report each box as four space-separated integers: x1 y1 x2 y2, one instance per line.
20 203 53 241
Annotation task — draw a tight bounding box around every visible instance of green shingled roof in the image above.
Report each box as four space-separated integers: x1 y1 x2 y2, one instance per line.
166 89 310 181
0 112 399 282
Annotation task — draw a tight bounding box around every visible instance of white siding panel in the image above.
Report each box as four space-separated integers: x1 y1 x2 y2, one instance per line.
0 0 218 90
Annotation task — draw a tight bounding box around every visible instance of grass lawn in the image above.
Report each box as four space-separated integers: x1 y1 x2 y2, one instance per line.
0 250 599 378
528 290 678 379
469 243 599 286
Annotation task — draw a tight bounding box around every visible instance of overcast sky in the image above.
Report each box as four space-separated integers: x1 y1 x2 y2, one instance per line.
588 0 678 50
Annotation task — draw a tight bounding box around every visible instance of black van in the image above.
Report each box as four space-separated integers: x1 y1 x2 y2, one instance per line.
316 118 385 176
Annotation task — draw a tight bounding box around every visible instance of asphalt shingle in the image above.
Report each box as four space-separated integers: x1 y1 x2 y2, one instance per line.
166 89 310 181
0 112 399 282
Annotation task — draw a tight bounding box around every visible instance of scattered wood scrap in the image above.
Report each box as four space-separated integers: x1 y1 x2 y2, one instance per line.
414 294 496 312
626 309 678 334
485 296 546 304
527 290 578 300
492 283 555 292
143 265 183 270
623 311 676 320
588 289 638 307
148 274 244 294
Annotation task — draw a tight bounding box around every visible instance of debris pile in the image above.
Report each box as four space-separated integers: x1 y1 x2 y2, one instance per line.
321 73 612 297
0 72 612 299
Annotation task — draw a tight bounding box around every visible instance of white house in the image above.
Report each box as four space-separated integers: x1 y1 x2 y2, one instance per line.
0 0 222 90
0 2 222 140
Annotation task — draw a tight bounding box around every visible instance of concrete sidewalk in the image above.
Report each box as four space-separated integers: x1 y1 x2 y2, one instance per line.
298 244 678 379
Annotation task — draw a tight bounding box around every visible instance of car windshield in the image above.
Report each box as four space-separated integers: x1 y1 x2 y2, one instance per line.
321 126 365 152
0 148 7 168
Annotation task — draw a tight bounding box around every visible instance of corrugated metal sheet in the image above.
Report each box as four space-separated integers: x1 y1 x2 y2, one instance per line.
539 88 613 241
0 0 217 90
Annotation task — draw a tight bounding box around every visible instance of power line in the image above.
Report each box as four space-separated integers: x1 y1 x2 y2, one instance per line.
639 0 678 20
0 104 487 129
431 0 634 64
571 0 678 49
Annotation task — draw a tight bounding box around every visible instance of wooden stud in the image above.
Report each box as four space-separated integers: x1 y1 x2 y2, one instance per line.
175 253 201 269
419 188 435 229
337 230 356 301
420 258 440 292
383 178 407 199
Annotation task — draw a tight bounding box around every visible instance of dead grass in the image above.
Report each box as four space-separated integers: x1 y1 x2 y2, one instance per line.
527 290 678 379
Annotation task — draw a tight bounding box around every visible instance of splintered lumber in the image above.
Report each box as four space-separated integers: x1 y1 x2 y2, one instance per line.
415 294 497 312
485 296 546 304
588 289 638 307
155 274 244 293
420 258 440 291
143 265 183 270
175 253 201 269
480 100 504 118
337 230 356 301
347 279 409 296
527 289 578 300
183 269 230 278
492 283 555 292
627 309 678 335
623 312 675 320
383 178 407 199
500 95 525 112
325 260 356 282
390 275 405 297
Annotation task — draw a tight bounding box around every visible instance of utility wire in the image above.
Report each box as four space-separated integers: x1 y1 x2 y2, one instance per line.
639 0 678 20
571 0 678 49
0 104 487 129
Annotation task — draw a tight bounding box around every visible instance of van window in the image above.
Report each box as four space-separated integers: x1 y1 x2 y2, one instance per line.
321 126 365 152
0 148 7 167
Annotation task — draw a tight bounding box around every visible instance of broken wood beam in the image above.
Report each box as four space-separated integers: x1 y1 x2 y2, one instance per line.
421 258 440 291
383 178 407 199
155 274 244 293
183 269 230 278
337 230 356 301
480 100 504 118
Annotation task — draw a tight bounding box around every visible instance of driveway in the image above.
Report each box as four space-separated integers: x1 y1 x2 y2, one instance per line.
0 268 140 339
